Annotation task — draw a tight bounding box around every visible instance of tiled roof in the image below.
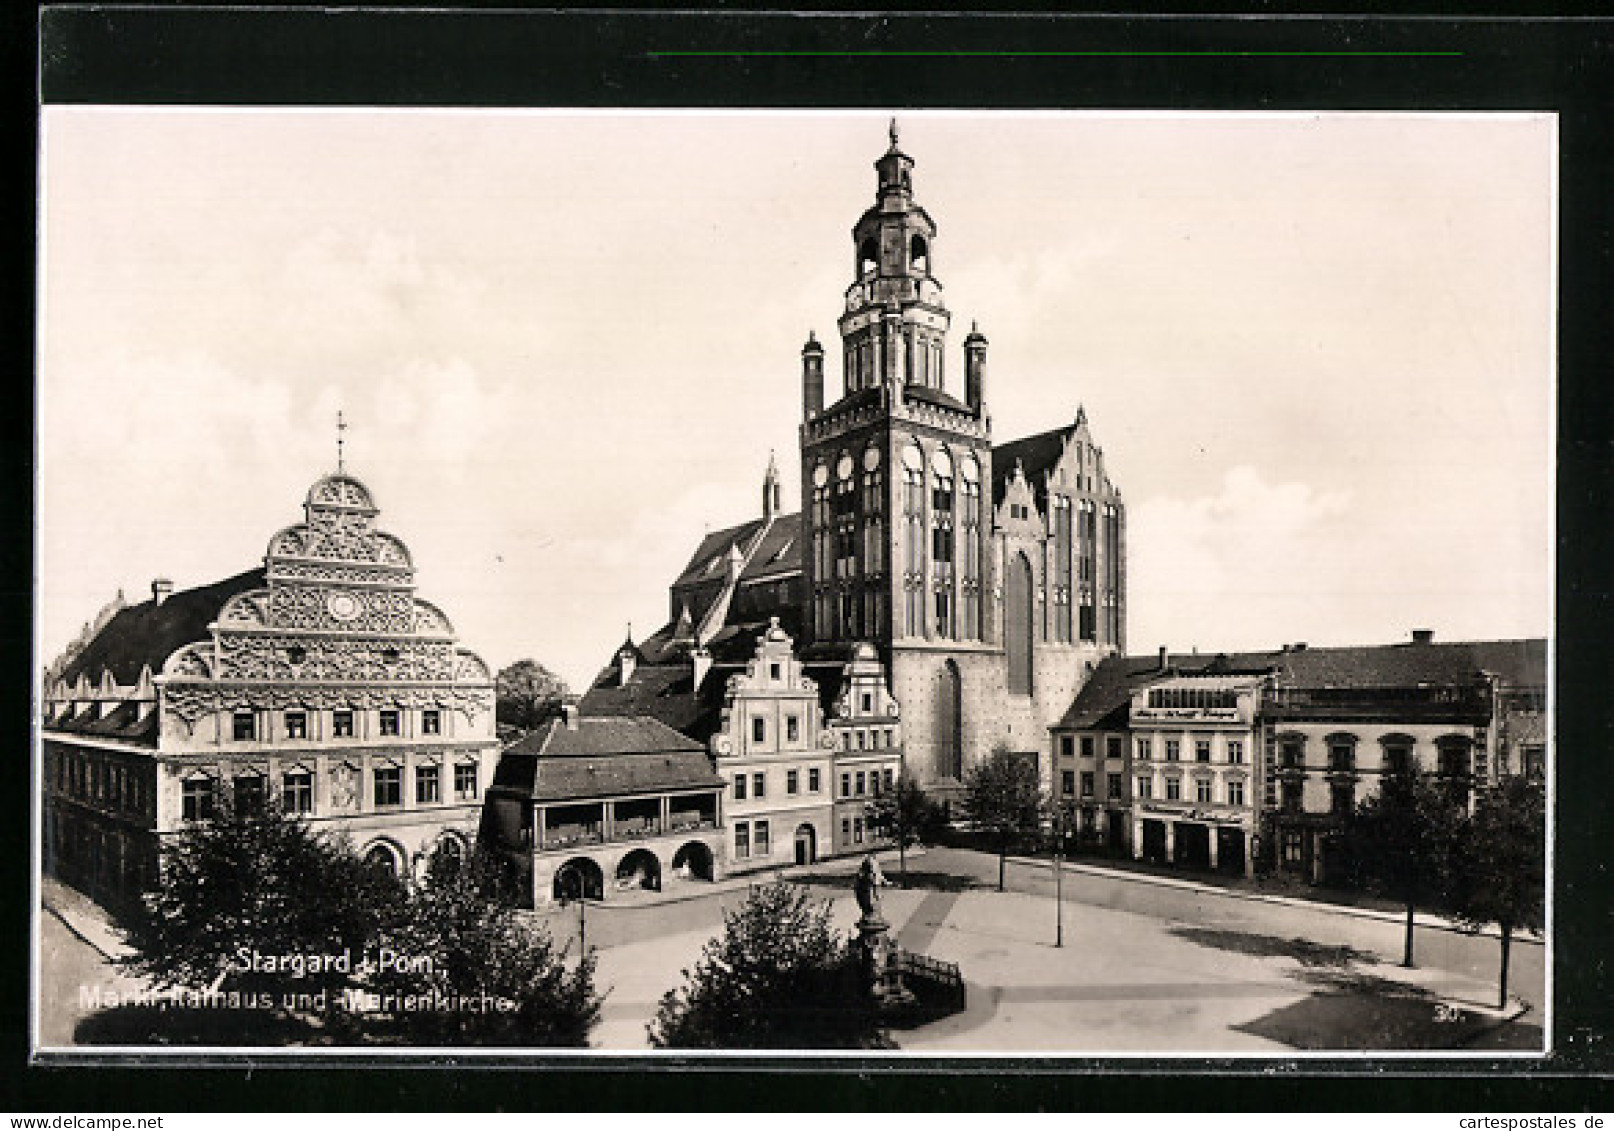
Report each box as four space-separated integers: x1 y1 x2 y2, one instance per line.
504 715 704 758
55 568 267 688
1274 639 1546 689
671 519 767 590
490 717 724 804
992 423 1075 508
1055 638 1547 730
44 701 160 747
739 518 802 582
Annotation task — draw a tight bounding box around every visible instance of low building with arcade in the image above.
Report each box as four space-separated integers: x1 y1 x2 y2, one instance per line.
478 709 727 907
40 469 499 909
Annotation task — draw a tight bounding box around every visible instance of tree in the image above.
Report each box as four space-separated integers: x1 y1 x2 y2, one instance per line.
495 659 569 732
121 796 408 1010
1343 766 1461 967
864 768 943 888
648 881 889 1049
965 746 1047 891
1448 776 1546 1009
370 847 602 1046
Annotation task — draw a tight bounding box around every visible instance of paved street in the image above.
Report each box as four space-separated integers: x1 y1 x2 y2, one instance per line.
37 847 1544 1054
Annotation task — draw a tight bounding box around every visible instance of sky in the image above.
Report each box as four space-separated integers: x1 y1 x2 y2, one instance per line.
37 110 1554 694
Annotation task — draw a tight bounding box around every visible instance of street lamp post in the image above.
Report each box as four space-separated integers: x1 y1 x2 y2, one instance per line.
1054 806 1064 948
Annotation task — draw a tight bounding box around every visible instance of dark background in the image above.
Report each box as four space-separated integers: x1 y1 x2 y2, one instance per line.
10 2 1612 1112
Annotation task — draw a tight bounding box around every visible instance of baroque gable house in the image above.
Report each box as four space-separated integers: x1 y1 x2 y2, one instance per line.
589 124 1127 802
41 471 498 908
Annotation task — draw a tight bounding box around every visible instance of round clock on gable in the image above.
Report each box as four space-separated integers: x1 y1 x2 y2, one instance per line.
326 592 362 622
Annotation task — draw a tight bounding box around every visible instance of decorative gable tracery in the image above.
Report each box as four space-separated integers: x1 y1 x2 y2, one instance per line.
158 472 494 732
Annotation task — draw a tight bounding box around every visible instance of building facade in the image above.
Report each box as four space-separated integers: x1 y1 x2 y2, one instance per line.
479 711 726 908
41 471 499 908
710 619 841 873
824 642 904 854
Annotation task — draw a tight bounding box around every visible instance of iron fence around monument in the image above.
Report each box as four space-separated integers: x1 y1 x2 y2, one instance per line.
890 949 966 1025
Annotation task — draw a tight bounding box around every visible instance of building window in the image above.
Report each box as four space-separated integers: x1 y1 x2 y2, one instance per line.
755 820 771 857
1280 737 1304 770
1135 737 1152 761
1081 736 1096 759
1282 831 1304 865
857 730 867 750
333 710 355 738
379 710 400 737
1107 736 1123 761
454 762 479 801
1195 778 1213 804
1521 744 1545 779
786 715 799 743
1136 776 1152 800
1226 779 1246 807
1328 736 1357 773
883 768 894 791
232 712 256 741
1062 771 1076 796
1060 734 1075 760
233 775 265 816
769 663 781 681
734 822 750 859
1195 739 1212 763
1227 740 1244 765
1080 771 1095 798
752 717 766 744
840 772 851 798
1107 773 1123 801
841 818 851 845
854 817 865 845
753 772 766 798
373 766 402 808
283 770 313 814
182 778 216 822
1281 780 1303 814
1330 781 1354 816
422 709 442 736
1383 738 1414 776
787 769 799 794
809 768 821 793
1165 777 1182 801
855 771 867 796
284 711 307 739
416 764 441 804
1165 739 1180 762
734 774 747 801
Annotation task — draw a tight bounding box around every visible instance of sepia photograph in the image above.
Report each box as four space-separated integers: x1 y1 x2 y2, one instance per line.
34 107 1553 1059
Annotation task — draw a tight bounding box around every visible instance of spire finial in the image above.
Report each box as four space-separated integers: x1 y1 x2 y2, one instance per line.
889 117 900 150
336 410 348 473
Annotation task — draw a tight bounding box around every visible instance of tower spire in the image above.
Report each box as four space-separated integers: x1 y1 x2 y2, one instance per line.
889 116 900 151
336 410 348 473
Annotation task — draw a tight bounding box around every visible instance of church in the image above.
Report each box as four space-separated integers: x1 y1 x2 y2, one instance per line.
585 124 1127 799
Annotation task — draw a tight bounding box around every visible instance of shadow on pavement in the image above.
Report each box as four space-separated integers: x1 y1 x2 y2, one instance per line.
1169 926 1378 968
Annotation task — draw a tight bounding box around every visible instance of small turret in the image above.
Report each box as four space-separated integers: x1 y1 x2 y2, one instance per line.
802 331 825 420
763 451 782 519
964 321 988 414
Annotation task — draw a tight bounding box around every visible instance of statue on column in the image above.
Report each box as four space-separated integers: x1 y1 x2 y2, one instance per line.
853 852 888 922
853 853 911 1011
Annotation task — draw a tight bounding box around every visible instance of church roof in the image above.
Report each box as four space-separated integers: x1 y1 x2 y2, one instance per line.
672 518 768 589
54 568 267 689
903 384 974 415
992 422 1078 508
740 518 801 582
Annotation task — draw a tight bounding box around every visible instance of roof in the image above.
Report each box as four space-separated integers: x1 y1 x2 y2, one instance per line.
1274 639 1546 689
55 568 267 688
1055 638 1547 730
490 716 723 804
738 518 802 582
43 700 160 747
903 384 974 415
672 518 767 590
992 422 1076 508
504 715 704 758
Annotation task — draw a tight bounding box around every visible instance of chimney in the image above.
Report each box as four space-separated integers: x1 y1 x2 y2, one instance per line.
692 647 713 690
1157 645 1168 672
152 578 173 606
561 700 580 731
1412 629 1434 645
802 332 824 420
1292 642 1308 652
964 322 988 414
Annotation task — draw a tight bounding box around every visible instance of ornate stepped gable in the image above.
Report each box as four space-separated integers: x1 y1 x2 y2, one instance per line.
159 472 493 730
